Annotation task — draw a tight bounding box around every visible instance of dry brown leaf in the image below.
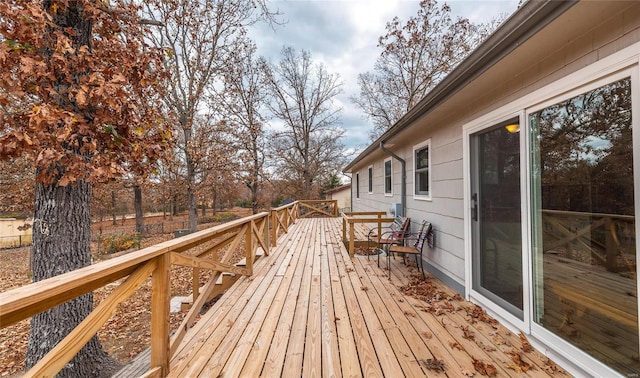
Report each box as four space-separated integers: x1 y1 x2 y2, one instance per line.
518 332 533 352
420 358 446 372
472 358 498 377
478 342 496 352
506 350 534 372
449 341 463 351
461 325 475 341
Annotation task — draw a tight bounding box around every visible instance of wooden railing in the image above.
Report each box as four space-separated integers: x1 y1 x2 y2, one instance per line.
270 201 299 247
298 199 339 218
0 212 270 377
341 212 395 257
269 200 339 247
0 199 342 377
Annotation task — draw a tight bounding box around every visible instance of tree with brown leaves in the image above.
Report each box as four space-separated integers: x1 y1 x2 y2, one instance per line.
220 40 267 214
0 1 170 375
351 0 500 140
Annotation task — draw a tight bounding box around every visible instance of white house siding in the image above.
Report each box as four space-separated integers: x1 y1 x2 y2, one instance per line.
351 123 468 292
347 2 640 376
350 2 640 297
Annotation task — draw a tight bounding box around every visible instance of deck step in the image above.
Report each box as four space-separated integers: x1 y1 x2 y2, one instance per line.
235 248 265 267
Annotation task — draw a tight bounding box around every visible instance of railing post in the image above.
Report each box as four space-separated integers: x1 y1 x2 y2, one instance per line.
151 253 171 377
271 209 277 247
285 208 290 230
264 213 270 253
192 267 200 302
246 220 254 275
349 219 355 258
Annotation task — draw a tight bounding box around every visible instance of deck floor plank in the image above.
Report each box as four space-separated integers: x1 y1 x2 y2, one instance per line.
238 218 312 377
170 219 305 377
328 220 386 377
258 217 315 377
325 219 362 378
319 219 342 377
352 255 446 377
168 217 568 378
359 256 473 375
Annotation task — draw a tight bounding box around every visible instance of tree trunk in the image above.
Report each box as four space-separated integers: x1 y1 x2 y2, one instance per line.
171 193 177 220
111 190 117 226
187 186 197 232
251 183 258 215
134 184 143 235
212 188 217 215
26 180 113 377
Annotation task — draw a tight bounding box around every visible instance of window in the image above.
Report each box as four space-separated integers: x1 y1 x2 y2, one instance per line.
368 166 373 194
413 139 431 199
384 158 392 195
355 173 359 199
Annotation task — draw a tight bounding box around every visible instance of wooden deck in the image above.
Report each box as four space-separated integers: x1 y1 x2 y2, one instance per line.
168 217 567 377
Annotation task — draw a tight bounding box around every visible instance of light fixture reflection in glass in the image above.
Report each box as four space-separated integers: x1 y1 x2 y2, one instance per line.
505 124 520 133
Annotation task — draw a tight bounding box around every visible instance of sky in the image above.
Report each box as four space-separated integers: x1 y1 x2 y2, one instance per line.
247 0 520 151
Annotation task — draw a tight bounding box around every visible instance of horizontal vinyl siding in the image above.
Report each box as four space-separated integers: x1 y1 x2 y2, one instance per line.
352 160 401 214
352 123 467 287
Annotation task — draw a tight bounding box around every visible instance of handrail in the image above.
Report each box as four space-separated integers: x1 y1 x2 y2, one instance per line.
270 201 299 247
298 199 338 218
269 200 338 247
0 211 270 377
341 212 395 257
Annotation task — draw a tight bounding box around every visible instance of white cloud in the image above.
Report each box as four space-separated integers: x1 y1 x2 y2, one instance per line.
249 0 519 149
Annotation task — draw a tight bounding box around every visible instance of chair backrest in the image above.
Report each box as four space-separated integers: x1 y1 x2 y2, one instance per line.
412 221 432 251
391 216 411 240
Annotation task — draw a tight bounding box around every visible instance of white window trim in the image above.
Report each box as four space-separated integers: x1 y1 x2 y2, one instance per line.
413 139 432 201
367 165 373 194
384 157 393 196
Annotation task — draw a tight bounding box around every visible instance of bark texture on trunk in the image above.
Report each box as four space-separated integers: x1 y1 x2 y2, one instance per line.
26 181 112 377
134 185 143 234
187 186 197 232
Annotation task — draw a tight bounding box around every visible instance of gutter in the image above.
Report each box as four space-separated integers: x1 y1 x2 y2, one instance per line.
380 141 406 217
343 0 578 172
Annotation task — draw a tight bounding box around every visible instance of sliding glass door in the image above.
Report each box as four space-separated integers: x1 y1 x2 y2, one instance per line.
471 120 523 319
530 77 639 375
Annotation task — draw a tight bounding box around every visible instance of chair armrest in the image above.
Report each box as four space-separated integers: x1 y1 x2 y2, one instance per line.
367 225 394 237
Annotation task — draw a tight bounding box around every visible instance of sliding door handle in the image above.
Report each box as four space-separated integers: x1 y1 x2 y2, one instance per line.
471 193 478 221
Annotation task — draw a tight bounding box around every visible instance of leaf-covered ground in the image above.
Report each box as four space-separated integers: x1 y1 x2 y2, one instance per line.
0 211 250 377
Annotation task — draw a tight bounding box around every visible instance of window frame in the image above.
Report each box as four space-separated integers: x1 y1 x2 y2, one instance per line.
384 157 393 196
355 173 360 199
413 139 432 201
368 165 373 194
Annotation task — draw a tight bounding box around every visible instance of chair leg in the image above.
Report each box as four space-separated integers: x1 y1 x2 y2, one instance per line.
417 255 425 279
